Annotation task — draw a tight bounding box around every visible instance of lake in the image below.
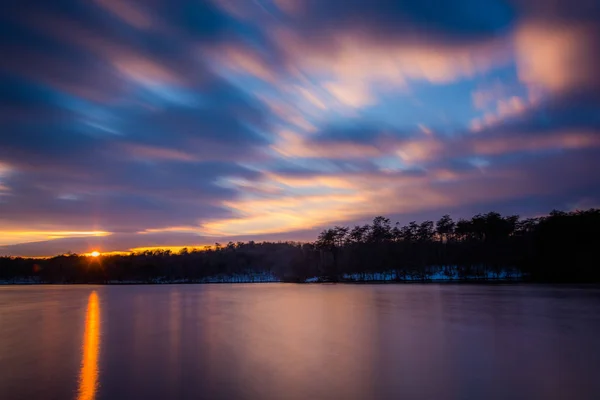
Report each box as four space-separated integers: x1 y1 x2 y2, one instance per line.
1 284 600 400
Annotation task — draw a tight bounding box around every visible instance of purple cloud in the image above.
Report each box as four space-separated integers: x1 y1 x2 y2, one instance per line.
1 0 599 255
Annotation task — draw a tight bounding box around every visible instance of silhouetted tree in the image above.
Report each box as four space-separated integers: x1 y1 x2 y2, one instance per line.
1 209 599 284
436 214 455 242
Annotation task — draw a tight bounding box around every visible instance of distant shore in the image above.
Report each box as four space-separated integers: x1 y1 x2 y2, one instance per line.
1 276 526 285
3 209 599 285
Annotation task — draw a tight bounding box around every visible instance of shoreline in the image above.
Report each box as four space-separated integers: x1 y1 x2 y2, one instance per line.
0 278 535 286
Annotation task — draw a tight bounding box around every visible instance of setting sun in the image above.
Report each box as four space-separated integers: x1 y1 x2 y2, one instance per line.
90 251 100 257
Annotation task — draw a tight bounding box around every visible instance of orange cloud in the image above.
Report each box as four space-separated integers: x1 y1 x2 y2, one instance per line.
272 128 445 165
203 167 442 235
396 137 443 164
202 161 549 237
137 226 201 234
111 53 182 86
263 172 357 190
273 28 511 107
514 21 599 93
202 191 371 236
323 81 374 108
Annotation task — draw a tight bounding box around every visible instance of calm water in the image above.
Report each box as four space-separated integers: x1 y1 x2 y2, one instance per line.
1 284 600 400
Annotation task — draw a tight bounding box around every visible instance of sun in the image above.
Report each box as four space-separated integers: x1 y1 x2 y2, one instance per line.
90 251 100 257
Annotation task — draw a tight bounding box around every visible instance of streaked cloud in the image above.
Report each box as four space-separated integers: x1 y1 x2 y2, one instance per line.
0 231 110 247
94 0 153 29
1 0 599 255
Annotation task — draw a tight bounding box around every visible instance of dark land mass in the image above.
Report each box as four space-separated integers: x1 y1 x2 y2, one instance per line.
1 209 599 284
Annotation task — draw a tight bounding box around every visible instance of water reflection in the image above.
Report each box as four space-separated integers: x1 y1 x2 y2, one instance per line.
2 285 600 400
77 291 100 400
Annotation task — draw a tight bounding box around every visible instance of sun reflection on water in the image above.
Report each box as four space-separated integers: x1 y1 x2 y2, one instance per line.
77 291 100 400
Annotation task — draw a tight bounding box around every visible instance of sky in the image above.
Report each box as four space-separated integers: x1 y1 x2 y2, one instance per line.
1 0 600 256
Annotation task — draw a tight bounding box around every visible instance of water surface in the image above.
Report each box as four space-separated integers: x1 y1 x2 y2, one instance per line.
1 284 600 400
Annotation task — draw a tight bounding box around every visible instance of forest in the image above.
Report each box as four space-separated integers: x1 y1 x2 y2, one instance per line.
1 209 599 284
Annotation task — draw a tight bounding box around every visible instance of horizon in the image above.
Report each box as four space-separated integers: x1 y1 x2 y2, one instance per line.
2 207 593 259
2 0 600 257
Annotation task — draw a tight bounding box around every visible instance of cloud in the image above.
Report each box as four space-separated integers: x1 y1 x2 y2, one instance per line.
263 0 516 110
271 29 511 110
324 82 375 108
227 76 600 236
470 130 600 155
0 0 240 104
93 0 153 29
201 145 600 237
472 80 512 110
203 42 279 83
470 94 531 131
1 0 280 250
271 128 392 160
274 0 515 41
0 231 110 247
514 22 600 94
2 0 600 255
202 0 516 117
512 0 600 95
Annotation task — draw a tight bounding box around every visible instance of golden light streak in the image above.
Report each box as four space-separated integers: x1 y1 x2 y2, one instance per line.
61 246 214 258
90 251 100 257
81 250 127 257
137 226 200 234
128 245 213 253
77 291 101 400
0 231 111 246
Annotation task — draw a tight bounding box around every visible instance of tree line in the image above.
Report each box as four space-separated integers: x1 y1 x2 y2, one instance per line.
1 208 599 283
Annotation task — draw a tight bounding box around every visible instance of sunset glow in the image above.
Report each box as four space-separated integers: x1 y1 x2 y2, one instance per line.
90 251 100 258
1 0 599 257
